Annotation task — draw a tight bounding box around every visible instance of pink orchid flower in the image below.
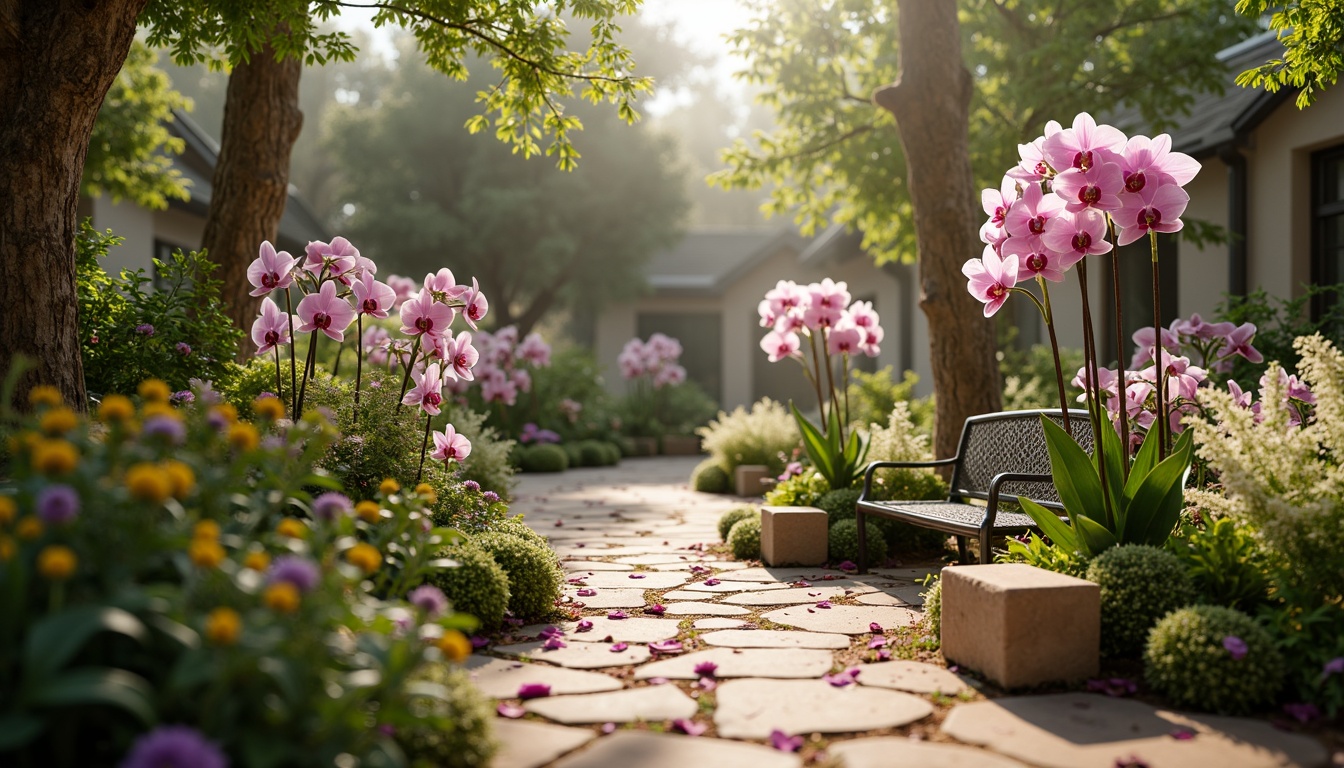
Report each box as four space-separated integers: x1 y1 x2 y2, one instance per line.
424 268 470 300
858 324 883 357
303 237 359 280
766 279 807 316
1043 209 1113 258
518 333 552 366
1129 325 1183 369
511 367 533 392
460 278 489 330
826 323 863 356
1120 133 1200 192
809 278 851 313
981 175 1018 233
962 246 1020 317
652 364 685 389
442 332 479 381
847 300 879 328
1004 182 1066 239
385 274 419 308
1072 365 1121 402
1217 322 1263 363
1042 112 1126 175
1002 235 1081 283
481 376 518 406
1114 182 1190 245
1052 162 1125 213
399 287 456 338
1227 380 1254 409
402 362 446 416
1006 119 1063 184
295 280 356 342
1140 351 1206 400
352 273 396 318
247 241 298 296
251 297 292 355
431 423 472 463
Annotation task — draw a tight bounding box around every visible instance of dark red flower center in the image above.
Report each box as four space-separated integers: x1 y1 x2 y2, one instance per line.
262 272 280 289
1124 171 1146 193
1034 161 1049 176
362 298 379 313
467 305 483 321
265 330 280 345
1028 215 1046 235
314 312 331 330
1074 150 1093 171
416 317 434 332
993 206 1007 225
424 392 441 408
1072 233 1092 252
1140 208 1162 228
1026 253 1047 272
1079 186 1101 205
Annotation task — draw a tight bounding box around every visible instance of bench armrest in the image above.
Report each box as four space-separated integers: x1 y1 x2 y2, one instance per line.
861 457 958 500
984 471 1054 527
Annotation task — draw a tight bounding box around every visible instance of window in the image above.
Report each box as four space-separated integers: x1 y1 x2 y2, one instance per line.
153 239 191 292
1312 144 1344 321
636 312 722 401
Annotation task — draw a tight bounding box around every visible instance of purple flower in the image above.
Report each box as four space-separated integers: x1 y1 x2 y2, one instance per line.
176 342 192 356
649 639 683 655
37 484 80 524
694 661 718 678
311 492 353 521
703 578 721 586
1283 702 1321 724
610 642 629 652
408 584 448 617
267 556 321 592
206 410 229 432
135 324 155 336
542 637 567 651
517 683 551 699
576 619 594 632
628 573 647 579
1322 657 1344 679
483 491 500 503
769 729 804 753
607 610 628 620
869 622 884 634
671 718 707 736
142 415 186 445
645 604 666 615
170 390 194 405
1222 635 1248 661
120 725 227 768
462 480 481 492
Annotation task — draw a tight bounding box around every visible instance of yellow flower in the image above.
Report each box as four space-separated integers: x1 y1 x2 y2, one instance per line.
276 518 307 539
141 402 180 421
379 478 400 496
28 385 63 408
163 461 197 500
345 542 382 575
252 396 286 421
193 519 220 541
355 501 382 524
16 516 43 540
243 550 271 572
39 407 78 436
0 495 16 526
436 630 472 662
97 394 135 423
0 536 14 561
263 582 301 613
414 483 438 505
189 539 226 569
204 607 242 645
37 545 77 581
212 403 239 425
32 439 78 475
228 423 259 452
125 463 172 504
137 379 171 403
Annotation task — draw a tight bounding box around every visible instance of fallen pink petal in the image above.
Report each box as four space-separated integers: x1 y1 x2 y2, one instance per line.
649 639 684 654
496 703 525 718
610 642 629 652
815 600 832 609
647 676 670 685
703 578 721 586
1169 728 1196 741
607 610 629 620
869 622 884 634
628 573 647 579
645 604 667 615
541 637 566 651
794 580 812 587
693 661 719 678
576 588 597 597
576 619 594 632
601 722 617 734
838 560 857 571
769 729 804 752
867 637 888 649
671 718 707 737
516 683 551 700
539 625 564 640
696 677 718 691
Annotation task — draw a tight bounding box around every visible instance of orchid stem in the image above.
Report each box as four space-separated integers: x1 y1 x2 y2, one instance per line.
354 314 363 427
395 334 424 415
1077 259 1115 531
274 346 283 408
296 331 319 419
285 288 297 419
1150 230 1168 460
1039 279 1070 433
416 410 432 485
807 332 827 432
1108 221 1130 477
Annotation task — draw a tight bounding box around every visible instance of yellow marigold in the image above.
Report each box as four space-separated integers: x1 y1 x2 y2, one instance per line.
436 630 472 662
193 519 220 541
189 539 226 569
141 402 180 421
16 516 43 540
345 542 382 575
125 463 172 504
414 483 438 505
163 461 197 500
243 550 271 572
28 385 63 408
263 582 301 613
0 495 16 526
32 439 78 476
228 422 260 452
204 607 242 645
252 396 286 421
97 394 135 423
0 536 14 561
37 545 77 581
137 379 171 403
212 403 239 425
379 478 401 496
275 518 307 539
39 407 78 436
355 501 382 524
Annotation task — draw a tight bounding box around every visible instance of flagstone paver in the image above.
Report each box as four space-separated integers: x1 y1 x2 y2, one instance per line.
659 601 751 616
523 684 698 724
855 660 970 695
678 580 791 593
561 588 648 609
633 647 835 680
855 586 925 606
566 571 690 589
465 656 624 698
762 604 922 634
562 561 634 572
491 719 598 768
496 640 652 669
827 738 1028 768
697 628 851 649
550 730 802 768
713 678 934 739
693 617 753 629
560 616 682 644
721 584 878 605
648 560 749 571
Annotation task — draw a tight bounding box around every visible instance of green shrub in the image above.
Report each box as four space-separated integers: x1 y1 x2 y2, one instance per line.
563 442 584 468
492 515 549 549
817 488 862 528
1258 586 1344 717
442 406 516 500
401 663 497 768
475 531 564 620
577 440 608 467
727 516 762 560
717 506 760 542
999 342 1086 411
1144 605 1284 715
428 541 511 630
600 442 623 465
697 398 799 476
864 402 947 503
923 579 942 643
816 489 946 553
997 532 1088 578
828 518 888 565
1086 545 1195 658
309 367 419 499
692 459 732 494
519 443 568 473
428 474 510 534
1166 517 1270 612
763 470 830 507
846 367 934 436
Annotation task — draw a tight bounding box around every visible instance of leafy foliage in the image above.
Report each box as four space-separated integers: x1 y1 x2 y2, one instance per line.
474 532 563 621
1257 586 1344 717
997 532 1089 578
1234 0 1344 108
697 398 800 477
846 368 933 436
763 470 831 508
717 507 760 542
792 401 869 491
517 444 569 473
1086 544 1195 658
400 663 497 768
691 458 731 494
727 516 763 560
1000 343 1086 412
1166 517 1270 612
863 401 947 503
1213 284 1344 387
1144 605 1284 715
827 518 887 566
428 541 511 631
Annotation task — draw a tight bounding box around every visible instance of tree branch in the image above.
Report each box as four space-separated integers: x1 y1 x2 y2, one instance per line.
769 122 877 164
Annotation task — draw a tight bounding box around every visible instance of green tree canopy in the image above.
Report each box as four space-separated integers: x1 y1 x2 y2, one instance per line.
1235 0 1344 108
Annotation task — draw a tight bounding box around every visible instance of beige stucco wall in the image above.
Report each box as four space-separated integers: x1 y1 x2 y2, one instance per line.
89 196 156 277
1177 160 1232 317
153 208 207 257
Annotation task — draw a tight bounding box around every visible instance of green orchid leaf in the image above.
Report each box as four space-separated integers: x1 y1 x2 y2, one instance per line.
791 402 836 485
1096 414 1126 528
0 715 44 751
1123 429 1195 545
1074 514 1120 555
25 606 147 680
1018 497 1079 553
1124 425 1163 504
1040 417 1107 525
30 668 156 726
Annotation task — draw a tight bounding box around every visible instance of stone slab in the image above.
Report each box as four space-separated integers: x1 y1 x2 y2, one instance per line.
870 566 942 582
562 588 648 609
762 605 921 635
492 719 598 768
551 730 801 768
855 661 969 695
827 738 1027 768
735 465 770 497
524 685 697 724
941 693 1329 768
567 571 690 589
693 618 754 630
717 566 832 583
699 629 851 650
722 584 876 606
563 561 634 572
614 555 716 566
660 590 713 600
465 656 623 698
679 580 790 593
855 585 925 606
649 560 748 572
713 678 934 739
761 506 829 566
634 648 834 680
496 640 651 669
660 602 751 616
562 616 682 644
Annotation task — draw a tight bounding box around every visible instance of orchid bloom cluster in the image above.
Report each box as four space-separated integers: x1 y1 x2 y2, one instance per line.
456 326 553 407
618 333 688 389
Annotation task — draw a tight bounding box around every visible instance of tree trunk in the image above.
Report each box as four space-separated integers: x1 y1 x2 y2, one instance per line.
873 0 1002 462
0 0 147 410
201 35 303 353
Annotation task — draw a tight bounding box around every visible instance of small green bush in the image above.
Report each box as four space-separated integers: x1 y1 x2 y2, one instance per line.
828 518 888 565
1166 517 1270 612
763 471 831 507
717 506 760 542
577 440 608 467
1087 544 1196 658
692 459 732 494
427 541 511 630
492 515 548 549
817 488 862 528
1145 605 1284 715
922 579 942 643
727 516 762 560
475 531 564 620
600 442 623 465
401 663 497 768
519 444 568 473
562 442 584 468
697 398 799 476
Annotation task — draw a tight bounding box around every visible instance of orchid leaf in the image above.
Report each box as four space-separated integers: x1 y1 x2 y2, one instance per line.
1122 429 1195 545
1074 514 1120 555
30 668 156 726
1124 426 1163 504
791 402 836 486
1096 413 1126 527
1019 497 1079 553
25 606 147 680
1040 417 1106 525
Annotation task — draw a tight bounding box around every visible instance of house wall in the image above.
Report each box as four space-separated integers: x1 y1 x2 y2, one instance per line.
87 197 156 277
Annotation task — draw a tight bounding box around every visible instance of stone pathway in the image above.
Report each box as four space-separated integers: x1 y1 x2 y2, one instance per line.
468 457 1332 768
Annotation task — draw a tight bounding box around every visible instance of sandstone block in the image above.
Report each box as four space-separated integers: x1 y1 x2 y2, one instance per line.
941 563 1099 689
734 465 771 497
759 506 829 566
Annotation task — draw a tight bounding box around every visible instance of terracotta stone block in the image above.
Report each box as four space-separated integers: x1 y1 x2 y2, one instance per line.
734 465 771 497
941 563 1099 689
760 506 829 566
660 435 701 455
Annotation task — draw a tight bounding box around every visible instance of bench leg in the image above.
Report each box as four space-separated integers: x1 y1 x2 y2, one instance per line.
979 530 992 564
856 508 868 574
956 535 968 564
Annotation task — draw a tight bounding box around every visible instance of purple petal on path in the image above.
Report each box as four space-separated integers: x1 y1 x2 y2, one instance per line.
671 719 707 737
554 519 564 527
648 676 670 685
794 580 812 587
470 635 490 649
607 610 629 620
815 600 832 609
693 661 719 678
576 588 597 597
869 622 884 634
1169 728 1196 741
497 703 525 718
769 729 804 752
1222 635 1249 660
823 672 854 687
649 639 684 654
838 560 857 571
703 578 721 586
867 637 888 649
808 592 821 597
567 578 587 585
696 677 718 691
539 625 564 639
822 574 838 581
601 722 617 734
541 637 567 651
629 573 647 579
1113 756 1150 768
576 619 594 632
610 642 629 652
876 648 892 661
645 604 666 615
517 683 552 700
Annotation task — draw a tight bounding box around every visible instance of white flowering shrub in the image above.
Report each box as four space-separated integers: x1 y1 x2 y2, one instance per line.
696 398 799 477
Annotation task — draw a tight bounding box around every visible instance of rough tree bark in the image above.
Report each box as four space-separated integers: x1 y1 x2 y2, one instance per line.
0 0 148 409
201 36 303 352
873 0 1002 461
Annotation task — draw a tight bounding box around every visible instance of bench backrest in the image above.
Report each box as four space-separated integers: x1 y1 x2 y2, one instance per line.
948 409 1094 508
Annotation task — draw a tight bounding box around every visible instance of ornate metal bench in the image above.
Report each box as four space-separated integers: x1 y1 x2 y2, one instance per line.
856 409 1092 570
